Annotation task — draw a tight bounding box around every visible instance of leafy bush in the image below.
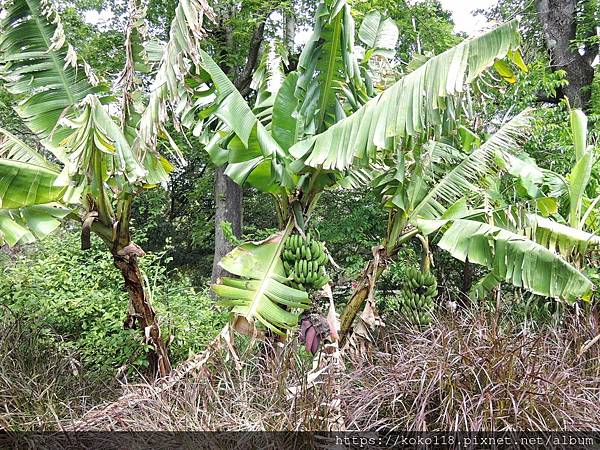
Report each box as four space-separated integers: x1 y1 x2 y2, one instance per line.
314 189 386 280
0 230 226 377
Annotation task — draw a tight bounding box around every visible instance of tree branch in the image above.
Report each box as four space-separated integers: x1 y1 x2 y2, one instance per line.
233 21 266 97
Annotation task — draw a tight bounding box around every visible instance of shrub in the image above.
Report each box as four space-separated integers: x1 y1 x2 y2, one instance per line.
57 310 600 432
0 230 226 377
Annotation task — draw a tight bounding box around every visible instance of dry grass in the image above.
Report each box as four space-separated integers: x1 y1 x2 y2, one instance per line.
343 310 600 431
0 312 117 430
2 307 600 432
66 340 337 432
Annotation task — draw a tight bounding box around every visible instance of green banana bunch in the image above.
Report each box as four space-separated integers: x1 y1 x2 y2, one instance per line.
282 232 330 291
394 268 438 327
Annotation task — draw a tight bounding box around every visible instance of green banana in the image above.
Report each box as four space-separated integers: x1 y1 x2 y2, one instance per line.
305 246 312 261
281 231 330 291
310 241 319 258
394 266 438 328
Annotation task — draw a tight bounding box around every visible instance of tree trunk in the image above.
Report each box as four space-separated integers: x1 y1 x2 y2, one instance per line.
284 11 296 54
211 166 243 284
115 250 172 378
209 15 266 286
462 261 473 294
535 0 595 109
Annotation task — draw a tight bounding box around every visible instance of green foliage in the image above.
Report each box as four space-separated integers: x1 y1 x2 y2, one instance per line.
313 189 386 278
419 218 594 303
0 231 225 376
59 5 126 77
292 20 524 171
350 0 460 62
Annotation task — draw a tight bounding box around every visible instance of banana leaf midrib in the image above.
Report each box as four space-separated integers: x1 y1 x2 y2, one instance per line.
25 0 76 106
244 220 294 322
316 11 342 130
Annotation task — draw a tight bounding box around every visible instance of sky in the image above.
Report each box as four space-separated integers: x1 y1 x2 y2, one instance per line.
438 0 497 35
84 0 498 38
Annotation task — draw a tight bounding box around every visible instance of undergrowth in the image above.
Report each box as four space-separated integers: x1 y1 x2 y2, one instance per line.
0 231 226 377
1 239 598 433
3 309 597 432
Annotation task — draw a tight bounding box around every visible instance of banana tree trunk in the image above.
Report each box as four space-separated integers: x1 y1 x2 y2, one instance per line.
338 226 418 346
114 249 172 378
338 247 388 346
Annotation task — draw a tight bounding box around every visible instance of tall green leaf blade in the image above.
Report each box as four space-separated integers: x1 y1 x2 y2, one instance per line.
272 73 300 150
290 21 522 170
294 1 364 133
197 49 284 158
568 151 594 228
193 50 296 192
570 109 587 162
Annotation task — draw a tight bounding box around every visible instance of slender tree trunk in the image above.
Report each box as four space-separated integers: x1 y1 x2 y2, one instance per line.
210 14 266 284
115 249 172 378
211 166 243 284
535 0 595 109
284 11 296 54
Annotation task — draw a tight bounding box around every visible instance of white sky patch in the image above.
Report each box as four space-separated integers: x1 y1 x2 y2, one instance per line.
84 9 115 25
438 0 497 36
295 29 312 47
81 1 497 43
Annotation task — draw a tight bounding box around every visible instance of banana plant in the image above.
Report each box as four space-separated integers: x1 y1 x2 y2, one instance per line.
0 136 69 246
337 110 599 343
170 0 533 338
0 0 214 377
